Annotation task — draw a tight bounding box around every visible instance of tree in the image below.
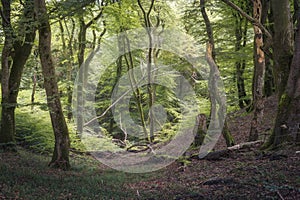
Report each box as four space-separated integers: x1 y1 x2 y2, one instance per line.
200 0 235 147
58 18 76 121
137 0 156 142
261 0 275 97
270 0 293 97
35 0 70 169
265 0 300 148
76 4 104 135
0 0 36 149
249 0 265 141
233 1 251 109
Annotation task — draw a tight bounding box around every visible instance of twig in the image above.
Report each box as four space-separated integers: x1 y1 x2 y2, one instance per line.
276 190 285 200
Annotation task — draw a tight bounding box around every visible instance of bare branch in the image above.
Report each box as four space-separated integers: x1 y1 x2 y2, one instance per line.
220 0 272 41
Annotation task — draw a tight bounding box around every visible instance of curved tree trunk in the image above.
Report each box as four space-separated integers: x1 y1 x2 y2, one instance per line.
35 0 70 170
76 9 104 135
201 0 235 147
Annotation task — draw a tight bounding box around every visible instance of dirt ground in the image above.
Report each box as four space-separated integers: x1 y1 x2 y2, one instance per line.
126 95 300 199
0 96 299 199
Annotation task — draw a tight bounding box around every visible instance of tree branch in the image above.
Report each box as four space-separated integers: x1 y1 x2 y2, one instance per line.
220 0 272 41
86 8 104 28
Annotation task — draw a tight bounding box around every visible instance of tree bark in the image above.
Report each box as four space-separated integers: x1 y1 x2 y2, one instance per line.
137 0 156 142
76 9 104 135
201 0 235 147
35 0 70 170
249 0 266 141
271 0 293 97
0 0 36 149
59 18 76 121
233 9 251 109
261 0 274 97
193 114 207 146
265 9 300 148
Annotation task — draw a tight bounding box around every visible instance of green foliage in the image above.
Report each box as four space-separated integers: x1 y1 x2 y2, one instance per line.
15 90 84 154
183 0 254 111
15 108 55 154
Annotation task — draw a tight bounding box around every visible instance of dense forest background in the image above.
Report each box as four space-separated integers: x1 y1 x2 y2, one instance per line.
0 0 299 199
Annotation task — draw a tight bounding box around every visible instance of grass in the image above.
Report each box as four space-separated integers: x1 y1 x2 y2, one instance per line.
0 89 299 199
0 148 155 199
0 89 152 199
14 89 87 154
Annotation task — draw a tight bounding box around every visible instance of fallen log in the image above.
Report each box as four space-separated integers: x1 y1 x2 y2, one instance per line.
194 140 264 160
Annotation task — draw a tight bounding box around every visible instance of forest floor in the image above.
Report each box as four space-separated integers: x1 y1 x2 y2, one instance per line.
0 95 299 199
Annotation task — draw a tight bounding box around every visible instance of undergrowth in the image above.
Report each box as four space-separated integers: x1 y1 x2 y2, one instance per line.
14 89 85 154
0 148 152 199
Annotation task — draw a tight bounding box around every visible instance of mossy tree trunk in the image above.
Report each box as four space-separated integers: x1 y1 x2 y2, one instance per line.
265 6 300 148
35 0 70 170
271 0 293 97
0 0 36 149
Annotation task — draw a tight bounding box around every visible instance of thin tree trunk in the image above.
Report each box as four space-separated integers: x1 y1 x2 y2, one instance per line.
137 0 155 142
122 33 148 140
249 0 266 141
31 62 37 110
201 0 235 147
76 18 87 135
59 19 75 121
262 0 274 97
66 18 76 121
76 9 104 134
35 0 70 170
234 11 250 109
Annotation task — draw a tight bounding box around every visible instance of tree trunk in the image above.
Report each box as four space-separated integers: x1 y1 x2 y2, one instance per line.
137 0 155 142
249 0 266 141
35 0 70 170
201 0 235 147
271 0 293 97
234 10 251 109
0 0 36 149
262 0 275 97
59 19 76 121
66 19 76 121
193 114 207 146
76 10 103 135
265 9 300 148
0 0 14 146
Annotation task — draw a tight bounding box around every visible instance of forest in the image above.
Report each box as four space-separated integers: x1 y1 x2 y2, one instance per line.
0 0 299 199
